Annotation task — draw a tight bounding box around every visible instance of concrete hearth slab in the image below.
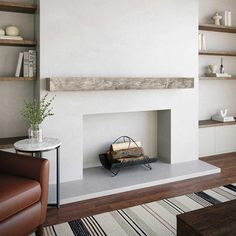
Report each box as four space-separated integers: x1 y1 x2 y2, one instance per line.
48 160 220 205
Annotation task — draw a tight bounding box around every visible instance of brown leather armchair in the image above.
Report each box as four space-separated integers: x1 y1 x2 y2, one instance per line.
0 150 49 236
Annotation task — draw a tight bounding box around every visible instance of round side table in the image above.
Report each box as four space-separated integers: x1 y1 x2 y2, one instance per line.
14 137 61 208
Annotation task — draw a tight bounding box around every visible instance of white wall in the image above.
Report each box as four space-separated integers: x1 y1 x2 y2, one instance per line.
39 0 199 183
0 0 35 138
199 0 236 120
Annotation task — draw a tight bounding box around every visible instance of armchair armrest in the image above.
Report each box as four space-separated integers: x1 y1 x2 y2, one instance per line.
0 150 49 223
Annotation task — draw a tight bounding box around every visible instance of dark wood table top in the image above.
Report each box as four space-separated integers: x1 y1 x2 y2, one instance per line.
177 199 236 236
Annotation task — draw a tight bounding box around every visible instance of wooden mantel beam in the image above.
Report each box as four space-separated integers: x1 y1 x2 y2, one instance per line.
46 77 194 92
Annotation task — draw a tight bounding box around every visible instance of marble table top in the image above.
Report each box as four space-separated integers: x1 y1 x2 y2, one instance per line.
14 137 61 152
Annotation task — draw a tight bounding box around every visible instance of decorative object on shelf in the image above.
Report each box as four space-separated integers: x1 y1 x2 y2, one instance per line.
221 11 232 26
0 25 23 40
21 94 55 143
220 57 225 74
206 61 232 78
208 64 217 74
5 25 20 36
212 12 222 26
99 136 157 176
0 28 5 36
212 109 235 122
198 33 202 50
199 33 206 50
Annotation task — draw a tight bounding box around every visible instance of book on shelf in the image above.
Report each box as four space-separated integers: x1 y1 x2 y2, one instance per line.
221 11 232 27
23 51 29 77
228 12 232 27
0 36 23 41
15 50 37 78
199 33 206 51
15 52 24 77
28 50 36 77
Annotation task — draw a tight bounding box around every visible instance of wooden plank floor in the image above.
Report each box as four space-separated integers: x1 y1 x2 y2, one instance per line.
45 152 236 226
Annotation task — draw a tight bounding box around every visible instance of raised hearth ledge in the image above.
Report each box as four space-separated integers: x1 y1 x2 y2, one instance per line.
48 160 220 204
46 77 194 91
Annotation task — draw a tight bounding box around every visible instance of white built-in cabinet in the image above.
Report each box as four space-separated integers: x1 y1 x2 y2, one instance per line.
199 125 236 157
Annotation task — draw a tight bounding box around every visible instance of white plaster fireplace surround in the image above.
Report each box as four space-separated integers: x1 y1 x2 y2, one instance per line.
38 0 220 203
42 88 200 183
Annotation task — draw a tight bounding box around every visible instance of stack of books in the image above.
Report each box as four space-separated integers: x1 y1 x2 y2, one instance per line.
15 50 36 78
0 36 23 40
212 115 235 122
206 73 232 78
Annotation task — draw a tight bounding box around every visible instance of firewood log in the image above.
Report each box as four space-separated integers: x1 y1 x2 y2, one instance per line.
108 147 144 161
112 141 141 151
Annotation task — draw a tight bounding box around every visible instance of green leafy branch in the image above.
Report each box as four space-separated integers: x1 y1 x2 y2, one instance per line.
21 94 55 127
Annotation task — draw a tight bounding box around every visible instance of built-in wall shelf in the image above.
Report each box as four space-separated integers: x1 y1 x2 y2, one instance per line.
0 39 36 47
199 50 236 57
0 1 36 14
0 136 27 149
199 76 236 80
199 24 236 34
199 119 236 128
0 77 36 81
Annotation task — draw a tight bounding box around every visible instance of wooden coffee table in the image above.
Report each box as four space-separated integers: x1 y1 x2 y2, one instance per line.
177 199 236 236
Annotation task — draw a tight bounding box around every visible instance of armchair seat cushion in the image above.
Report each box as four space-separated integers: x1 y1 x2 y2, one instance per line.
0 173 41 222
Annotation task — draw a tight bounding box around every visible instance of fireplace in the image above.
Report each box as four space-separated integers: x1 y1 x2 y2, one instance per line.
83 110 171 172
45 89 220 205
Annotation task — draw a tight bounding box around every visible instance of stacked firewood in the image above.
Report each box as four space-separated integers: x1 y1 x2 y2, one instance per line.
107 141 146 163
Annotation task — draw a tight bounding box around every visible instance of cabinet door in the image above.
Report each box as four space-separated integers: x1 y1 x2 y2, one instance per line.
199 128 216 157
216 125 236 154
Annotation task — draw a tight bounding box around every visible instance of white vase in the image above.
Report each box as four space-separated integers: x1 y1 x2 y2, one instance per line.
212 13 222 26
28 124 43 143
209 65 218 74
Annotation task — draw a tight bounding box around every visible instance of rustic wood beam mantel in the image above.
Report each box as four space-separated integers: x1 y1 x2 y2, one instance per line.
46 77 194 92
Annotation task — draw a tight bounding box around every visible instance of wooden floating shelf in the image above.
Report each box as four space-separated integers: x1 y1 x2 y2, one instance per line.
0 39 36 47
199 50 236 57
46 77 194 91
0 1 36 14
0 136 27 149
0 77 36 81
199 119 236 128
199 76 236 80
199 24 236 34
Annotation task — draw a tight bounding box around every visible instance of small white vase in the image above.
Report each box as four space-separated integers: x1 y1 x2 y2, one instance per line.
28 124 43 143
212 13 222 26
5 25 20 36
209 65 218 74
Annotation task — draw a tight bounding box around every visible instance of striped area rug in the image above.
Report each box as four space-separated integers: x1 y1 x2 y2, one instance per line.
43 183 236 236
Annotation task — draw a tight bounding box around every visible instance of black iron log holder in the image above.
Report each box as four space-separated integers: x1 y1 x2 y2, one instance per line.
99 136 158 176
